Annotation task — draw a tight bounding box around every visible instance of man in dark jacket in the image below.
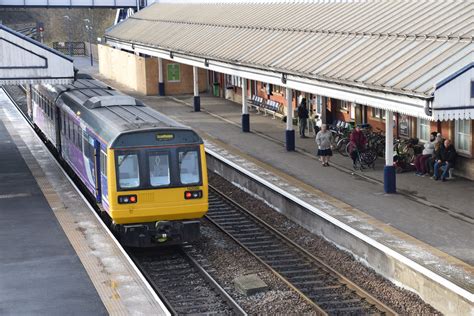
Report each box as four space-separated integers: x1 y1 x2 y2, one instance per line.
433 139 456 181
297 98 309 138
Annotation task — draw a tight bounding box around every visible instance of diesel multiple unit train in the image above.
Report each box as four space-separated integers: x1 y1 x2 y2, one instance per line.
30 77 208 247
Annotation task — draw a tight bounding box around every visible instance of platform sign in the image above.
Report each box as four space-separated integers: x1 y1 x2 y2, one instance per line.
167 64 180 82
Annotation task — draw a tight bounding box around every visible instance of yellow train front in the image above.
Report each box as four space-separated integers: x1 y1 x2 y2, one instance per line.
106 129 209 247
34 78 208 247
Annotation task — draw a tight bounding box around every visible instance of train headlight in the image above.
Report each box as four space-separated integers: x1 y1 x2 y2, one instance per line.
118 195 137 204
184 190 202 199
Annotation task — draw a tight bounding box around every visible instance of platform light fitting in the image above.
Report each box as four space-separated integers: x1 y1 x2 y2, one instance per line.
281 73 287 84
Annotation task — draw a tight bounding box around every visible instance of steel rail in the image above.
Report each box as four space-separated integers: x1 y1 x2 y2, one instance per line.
207 184 398 316
4 86 246 316
130 247 247 316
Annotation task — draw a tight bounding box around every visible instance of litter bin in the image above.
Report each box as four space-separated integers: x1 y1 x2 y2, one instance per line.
213 82 220 97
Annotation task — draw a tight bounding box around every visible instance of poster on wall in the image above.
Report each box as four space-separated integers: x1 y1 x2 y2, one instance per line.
399 114 410 138
167 64 180 82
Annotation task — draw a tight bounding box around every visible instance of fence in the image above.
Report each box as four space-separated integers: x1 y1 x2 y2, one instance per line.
52 42 86 56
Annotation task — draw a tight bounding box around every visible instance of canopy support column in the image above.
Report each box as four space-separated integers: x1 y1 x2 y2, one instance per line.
193 66 200 112
158 58 165 96
242 78 250 132
384 110 396 193
286 87 295 151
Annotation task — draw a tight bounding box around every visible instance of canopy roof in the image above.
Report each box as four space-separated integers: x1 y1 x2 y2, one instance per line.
106 0 474 120
0 24 74 85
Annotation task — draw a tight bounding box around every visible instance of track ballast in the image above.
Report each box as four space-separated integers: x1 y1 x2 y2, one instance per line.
207 186 397 316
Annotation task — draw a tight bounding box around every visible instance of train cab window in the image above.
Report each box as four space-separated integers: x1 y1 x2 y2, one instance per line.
148 152 170 187
117 152 140 189
178 150 200 185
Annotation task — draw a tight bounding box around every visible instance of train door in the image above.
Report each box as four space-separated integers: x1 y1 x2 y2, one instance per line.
99 148 109 208
94 139 102 203
55 105 62 155
82 131 98 197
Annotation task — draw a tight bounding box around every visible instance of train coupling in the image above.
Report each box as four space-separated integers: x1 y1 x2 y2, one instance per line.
118 220 200 247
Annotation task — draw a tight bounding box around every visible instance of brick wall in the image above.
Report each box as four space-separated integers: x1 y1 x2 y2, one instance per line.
162 59 208 95
98 45 158 95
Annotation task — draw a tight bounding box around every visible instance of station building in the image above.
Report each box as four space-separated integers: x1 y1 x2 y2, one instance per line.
99 0 474 180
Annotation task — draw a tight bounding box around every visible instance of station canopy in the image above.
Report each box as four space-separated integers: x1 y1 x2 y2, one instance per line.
106 0 474 120
0 24 74 85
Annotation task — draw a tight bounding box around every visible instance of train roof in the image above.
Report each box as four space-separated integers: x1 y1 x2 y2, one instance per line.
42 78 202 147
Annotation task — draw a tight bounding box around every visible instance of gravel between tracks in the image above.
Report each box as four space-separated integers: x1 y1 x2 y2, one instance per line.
189 221 317 314
209 171 441 315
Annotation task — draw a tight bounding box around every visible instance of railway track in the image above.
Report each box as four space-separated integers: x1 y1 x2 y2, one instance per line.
207 185 398 316
130 246 246 316
3 86 246 316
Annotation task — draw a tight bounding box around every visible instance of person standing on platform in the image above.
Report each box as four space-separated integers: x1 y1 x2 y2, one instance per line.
349 126 367 168
316 124 333 166
297 98 309 138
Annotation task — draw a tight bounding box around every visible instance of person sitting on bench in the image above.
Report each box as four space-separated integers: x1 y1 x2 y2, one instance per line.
433 139 456 182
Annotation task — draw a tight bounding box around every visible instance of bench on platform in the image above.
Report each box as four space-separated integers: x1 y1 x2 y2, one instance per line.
248 95 284 119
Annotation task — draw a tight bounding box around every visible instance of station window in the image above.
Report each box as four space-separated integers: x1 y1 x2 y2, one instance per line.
455 120 472 155
372 108 386 120
117 152 140 189
271 85 283 94
340 100 350 112
178 150 200 185
148 152 170 187
417 118 430 142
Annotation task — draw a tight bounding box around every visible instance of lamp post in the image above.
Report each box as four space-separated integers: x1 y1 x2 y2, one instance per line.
63 15 72 57
83 19 93 66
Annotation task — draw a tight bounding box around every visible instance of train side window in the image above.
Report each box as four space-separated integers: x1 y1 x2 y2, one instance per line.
148 152 170 187
68 119 72 140
77 129 84 151
100 151 107 177
72 122 76 144
117 152 140 189
178 149 200 185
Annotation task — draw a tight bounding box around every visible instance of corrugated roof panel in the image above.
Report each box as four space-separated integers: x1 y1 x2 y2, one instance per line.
367 40 438 85
386 41 465 89
106 0 474 98
403 44 472 92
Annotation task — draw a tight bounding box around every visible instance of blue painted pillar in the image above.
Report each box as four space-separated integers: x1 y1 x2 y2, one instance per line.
158 57 165 96
242 78 250 132
193 66 200 112
384 110 396 193
285 87 295 151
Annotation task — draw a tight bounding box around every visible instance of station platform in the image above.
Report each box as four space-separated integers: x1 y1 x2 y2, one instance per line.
0 89 168 315
75 57 473 314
